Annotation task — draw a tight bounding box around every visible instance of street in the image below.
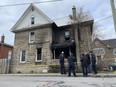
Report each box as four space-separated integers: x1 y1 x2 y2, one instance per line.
0 75 116 87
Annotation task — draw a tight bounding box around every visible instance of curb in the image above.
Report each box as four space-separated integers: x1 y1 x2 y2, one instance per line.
0 73 116 77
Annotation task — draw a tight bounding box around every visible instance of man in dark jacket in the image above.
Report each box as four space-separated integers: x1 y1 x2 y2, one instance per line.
86 53 91 73
68 53 76 77
80 53 88 77
59 51 66 74
89 51 97 74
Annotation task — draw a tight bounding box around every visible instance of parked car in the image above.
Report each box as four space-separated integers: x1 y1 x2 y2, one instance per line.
109 63 116 71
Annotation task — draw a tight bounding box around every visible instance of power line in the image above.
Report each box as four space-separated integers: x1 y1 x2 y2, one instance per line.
0 0 63 7
95 15 112 23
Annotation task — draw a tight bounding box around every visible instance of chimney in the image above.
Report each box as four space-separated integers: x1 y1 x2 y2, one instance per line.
1 34 5 43
72 6 77 20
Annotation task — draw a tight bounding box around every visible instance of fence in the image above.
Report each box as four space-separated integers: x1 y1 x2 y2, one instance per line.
0 58 10 74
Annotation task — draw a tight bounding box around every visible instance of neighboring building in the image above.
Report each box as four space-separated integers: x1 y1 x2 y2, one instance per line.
0 35 13 59
10 4 93 73
92 38 116 68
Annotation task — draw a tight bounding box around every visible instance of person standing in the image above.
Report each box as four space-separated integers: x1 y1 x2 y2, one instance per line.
89 51 97 74
59 51 66 74
68 53 76 77
80 53 88 77
86 53 91 73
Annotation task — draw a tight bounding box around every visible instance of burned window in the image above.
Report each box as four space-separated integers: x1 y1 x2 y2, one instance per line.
29 32 35 43
20 50 26 63
65 31 70 40
36 48 42 62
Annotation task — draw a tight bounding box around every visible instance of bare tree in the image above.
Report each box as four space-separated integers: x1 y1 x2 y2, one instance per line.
92 23 105 41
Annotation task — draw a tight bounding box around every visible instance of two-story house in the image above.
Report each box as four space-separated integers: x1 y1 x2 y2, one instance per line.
10 4 93 73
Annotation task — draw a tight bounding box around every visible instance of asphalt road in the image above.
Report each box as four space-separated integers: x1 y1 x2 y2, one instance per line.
0 76 116 87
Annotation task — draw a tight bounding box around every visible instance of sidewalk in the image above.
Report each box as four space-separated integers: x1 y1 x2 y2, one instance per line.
0 72 116 77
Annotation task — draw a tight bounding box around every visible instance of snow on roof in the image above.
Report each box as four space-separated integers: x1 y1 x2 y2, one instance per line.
53 12 93 27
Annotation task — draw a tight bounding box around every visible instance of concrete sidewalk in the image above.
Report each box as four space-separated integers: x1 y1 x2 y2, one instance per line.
0 72 116 77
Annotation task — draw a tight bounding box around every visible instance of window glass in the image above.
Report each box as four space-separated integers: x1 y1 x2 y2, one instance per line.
36 48 42 61
20 50 26 63
31 16 35 25
29 32 35 42
113 48 116 55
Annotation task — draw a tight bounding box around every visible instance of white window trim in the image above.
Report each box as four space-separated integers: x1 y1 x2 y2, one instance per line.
113 48 116 55
20 50 26 63
93 48 105 55
29 32 35 43
31 16 35 25
36 49 42 62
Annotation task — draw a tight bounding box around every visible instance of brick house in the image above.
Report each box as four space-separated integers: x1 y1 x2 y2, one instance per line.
10 4 93 73
0 35 13 59
92 38 116 69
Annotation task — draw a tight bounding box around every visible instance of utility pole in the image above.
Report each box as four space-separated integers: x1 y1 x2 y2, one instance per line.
110 0 116 32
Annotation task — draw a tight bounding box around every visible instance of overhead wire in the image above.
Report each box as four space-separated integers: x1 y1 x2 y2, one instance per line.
95 15 112 23
0 0 113 23
0 0 63 7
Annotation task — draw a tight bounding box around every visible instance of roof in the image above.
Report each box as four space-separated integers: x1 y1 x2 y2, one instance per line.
11 4 93 32
53 12 93 27
0 42 13 47
53 16 72 27
11 4 53 32
103 39 116 48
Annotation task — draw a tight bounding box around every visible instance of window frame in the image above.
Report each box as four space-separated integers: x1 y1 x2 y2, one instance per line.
29 32 35 43
36 48 42 62
20 50 26 63
113 48 116 55
93 48 105 56
64 30 70 40
31 16 35 25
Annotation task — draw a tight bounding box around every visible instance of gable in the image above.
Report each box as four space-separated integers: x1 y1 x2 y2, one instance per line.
11 4 53 32
92 38 109 48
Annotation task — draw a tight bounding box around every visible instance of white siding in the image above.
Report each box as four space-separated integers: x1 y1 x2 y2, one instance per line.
16 8 51 30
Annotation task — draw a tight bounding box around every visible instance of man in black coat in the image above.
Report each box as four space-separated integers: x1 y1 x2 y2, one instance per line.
68 53 76 77
86 53 91 73
59 51 66 74
89 51 97 74
80 53 88 77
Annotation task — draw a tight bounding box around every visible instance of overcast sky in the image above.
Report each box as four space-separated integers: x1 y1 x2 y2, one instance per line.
0 0 116 45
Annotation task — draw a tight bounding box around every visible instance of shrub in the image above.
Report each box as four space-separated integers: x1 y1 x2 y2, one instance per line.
17 71 21 73
48 65 60 73
30 71 34 73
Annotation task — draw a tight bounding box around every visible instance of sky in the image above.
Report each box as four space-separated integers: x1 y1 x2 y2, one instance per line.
0 0 116 45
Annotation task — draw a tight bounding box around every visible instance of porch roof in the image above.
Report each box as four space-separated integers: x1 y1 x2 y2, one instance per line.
52 41 74 49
